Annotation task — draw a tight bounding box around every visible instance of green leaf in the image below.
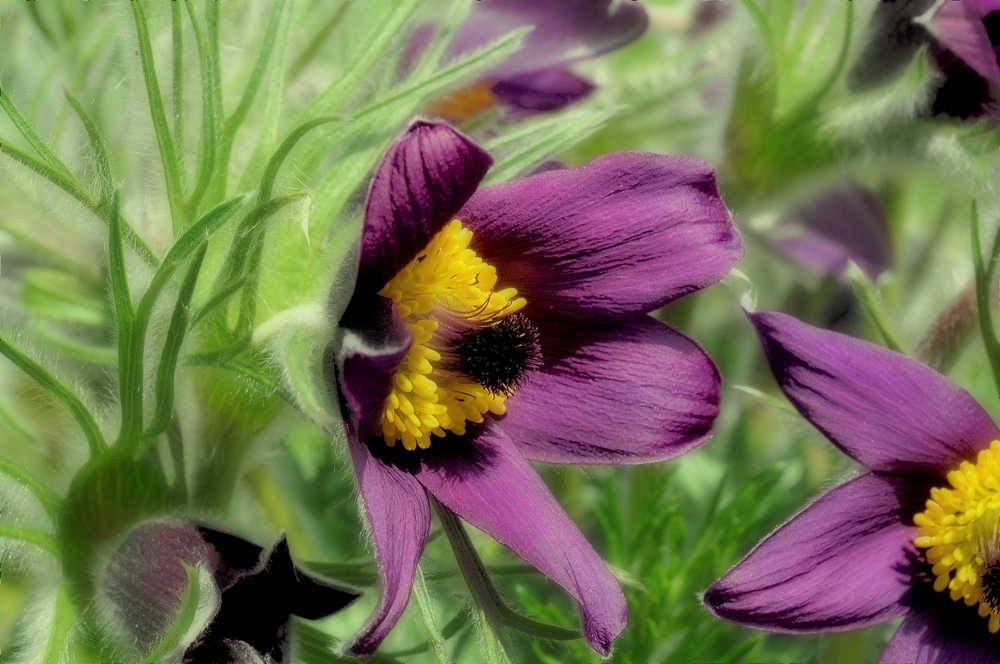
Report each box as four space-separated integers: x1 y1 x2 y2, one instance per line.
0 523 59 558
0 85 75 180
171 0 184 169
63 91 114 206
298 0 422 119
483 108 612 185
181 0 222 219
191 276 247 326
147 242 209 439
41 586 74 664
141 565 202 664
0 335 106 457
119 194 246 450
413 566 450 664
0 142 158 268
132 1 186 232
478 609 515 664
845 261 906 354
971 201 1000 398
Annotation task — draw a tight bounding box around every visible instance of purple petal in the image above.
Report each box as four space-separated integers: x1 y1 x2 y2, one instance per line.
500 315 719 465
102 522 214 652
357 121 493 296
749 311 999 476
449 0 648 77
769 184 893 279
929 0 1000 83
460 153 742 321
344 438 431 657
414 425 626 655
881 589 1000 663
328 296 412 443
491 68 595 116
704 472 931 632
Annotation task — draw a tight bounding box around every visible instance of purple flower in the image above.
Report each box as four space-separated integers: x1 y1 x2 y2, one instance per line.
704 311 1000 662
99 520 358 664
325 121 741 656
855 0 1000 118
767 184 893 280
422 0 648 121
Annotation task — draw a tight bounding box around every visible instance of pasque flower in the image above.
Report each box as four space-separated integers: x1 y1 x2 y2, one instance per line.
422 0 648 121
705 311 1000 662
854 0 1000 119
99 520 358 664
325 121 741 655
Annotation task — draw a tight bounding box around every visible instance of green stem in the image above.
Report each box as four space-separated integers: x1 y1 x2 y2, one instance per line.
132 2 186 232
0 457 60 520
0 336 106 457
846 262 906 354
971 202 1000 398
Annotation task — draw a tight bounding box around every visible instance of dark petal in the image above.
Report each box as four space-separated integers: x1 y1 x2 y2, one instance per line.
329 296 412 443
414 425 626 656
929 0 1000 83
103 522 213 653
704 472 932 633
848 0 934 90
500 316 719 465
196 525 265 592
449 0 648 76
769 184 892 279
460 152 742 321
188 537 358 664
881 587 1000 663
357 121 492 297
345 437 431 657
749 311 999 475
491 67 595 116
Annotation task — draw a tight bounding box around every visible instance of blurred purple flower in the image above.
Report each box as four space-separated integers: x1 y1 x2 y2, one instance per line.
705 311 1000 663
854 0 1000 118
100 521 358 664
423 0 648 121
326 121 741 656
767 184 893 280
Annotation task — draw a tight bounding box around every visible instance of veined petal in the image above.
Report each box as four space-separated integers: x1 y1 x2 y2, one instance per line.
414 425 626 656
329 296 412 443
704 472 931 632
881 588 1000 663
357 121 492 297
460 153 742 321
501 316 719 465
749 311 999 475
928 0 1000 83
491 67 595 116
448 0 648 77
345 438 431 657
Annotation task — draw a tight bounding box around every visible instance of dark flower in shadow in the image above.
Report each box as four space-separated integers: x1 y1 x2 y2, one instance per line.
100 520 358 664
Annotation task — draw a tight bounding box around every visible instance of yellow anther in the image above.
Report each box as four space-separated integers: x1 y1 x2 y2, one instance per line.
915 440 1000 634
376 220 523 449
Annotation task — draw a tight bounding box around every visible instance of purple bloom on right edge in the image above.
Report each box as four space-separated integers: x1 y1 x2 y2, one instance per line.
704 311 1000 663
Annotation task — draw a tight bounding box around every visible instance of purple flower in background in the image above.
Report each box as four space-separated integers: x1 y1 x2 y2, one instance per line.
422 0 648 122
853 0 1000 119
767 184 893 280
704 311 1000 663
100 521 358 664
325 121 741 656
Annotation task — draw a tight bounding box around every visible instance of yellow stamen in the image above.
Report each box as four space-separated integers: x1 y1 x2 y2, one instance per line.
914 440 1000 633
426 80 499 122
377 220 526 451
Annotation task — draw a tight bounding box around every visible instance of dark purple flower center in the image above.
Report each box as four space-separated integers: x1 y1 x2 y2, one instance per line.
456 313 541 397
983 560 1000 612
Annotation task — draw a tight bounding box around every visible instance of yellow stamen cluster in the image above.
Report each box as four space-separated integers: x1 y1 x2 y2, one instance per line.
377 219 526 451
914 440 1000 633
426 80 499 123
